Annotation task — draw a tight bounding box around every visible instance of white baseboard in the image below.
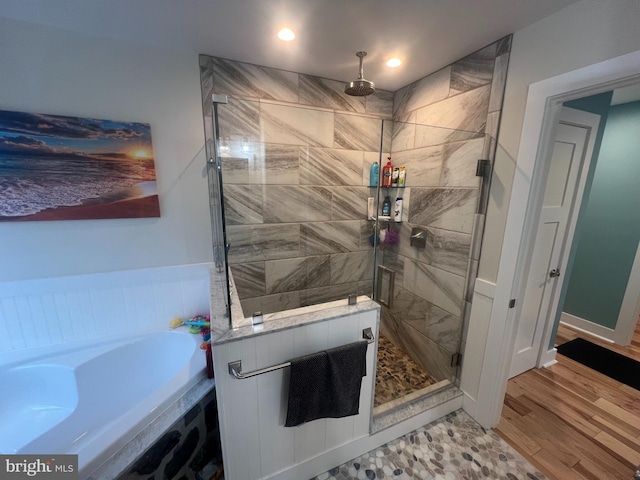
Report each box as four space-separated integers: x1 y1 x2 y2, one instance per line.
560 313 615 343
268 396 463 480
540 348 557 368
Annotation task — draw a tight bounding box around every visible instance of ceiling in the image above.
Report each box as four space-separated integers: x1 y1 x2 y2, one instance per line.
0 0 582 91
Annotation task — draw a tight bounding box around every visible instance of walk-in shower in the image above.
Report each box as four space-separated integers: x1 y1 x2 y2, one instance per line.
199 49 505 420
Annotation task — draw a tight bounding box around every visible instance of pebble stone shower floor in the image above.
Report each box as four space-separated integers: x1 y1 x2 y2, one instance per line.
311 410 547 480
374 335 439 407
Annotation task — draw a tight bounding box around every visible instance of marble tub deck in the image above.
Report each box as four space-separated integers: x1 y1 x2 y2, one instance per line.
312 410 546 480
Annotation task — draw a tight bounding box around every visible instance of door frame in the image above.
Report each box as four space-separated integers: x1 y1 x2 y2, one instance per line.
508 107 600 379
473 49 640 428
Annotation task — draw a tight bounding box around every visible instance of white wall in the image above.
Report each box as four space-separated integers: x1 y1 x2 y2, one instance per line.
0 17 212 281
459 278 495 419
479 0 640 283
462 0 640 427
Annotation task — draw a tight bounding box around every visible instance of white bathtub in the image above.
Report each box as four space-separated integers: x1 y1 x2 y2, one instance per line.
0 330 207 477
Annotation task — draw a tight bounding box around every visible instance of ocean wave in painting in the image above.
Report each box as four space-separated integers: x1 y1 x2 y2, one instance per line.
0 109 158 220
0 156 157 217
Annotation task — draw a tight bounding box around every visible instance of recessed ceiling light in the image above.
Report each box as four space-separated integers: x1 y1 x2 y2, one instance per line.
278 28 295 41
386 58 402 68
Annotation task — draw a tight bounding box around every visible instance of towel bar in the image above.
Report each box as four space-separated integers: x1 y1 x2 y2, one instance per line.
228 327 375 380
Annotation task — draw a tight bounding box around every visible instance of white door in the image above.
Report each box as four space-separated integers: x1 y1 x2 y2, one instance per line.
509 107 600 378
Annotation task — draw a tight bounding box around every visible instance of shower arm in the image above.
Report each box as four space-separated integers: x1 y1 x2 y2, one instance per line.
357 54 365 79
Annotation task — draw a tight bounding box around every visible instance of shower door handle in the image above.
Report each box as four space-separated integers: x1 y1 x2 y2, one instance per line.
376 265 396 309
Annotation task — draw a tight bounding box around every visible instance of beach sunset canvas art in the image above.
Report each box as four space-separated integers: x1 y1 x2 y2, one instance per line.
0 109 160 221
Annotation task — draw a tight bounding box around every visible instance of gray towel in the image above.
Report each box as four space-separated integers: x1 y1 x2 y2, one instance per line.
285 340 368 427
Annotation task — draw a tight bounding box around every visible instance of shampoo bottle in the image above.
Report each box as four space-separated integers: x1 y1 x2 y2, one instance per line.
382 195 392 217
392 167 399 187
393 197 403 222
398 167 406 187
382 158 393 187
369 163 379 187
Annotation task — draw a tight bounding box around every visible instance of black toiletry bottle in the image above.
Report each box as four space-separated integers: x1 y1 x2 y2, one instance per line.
382 195 392 217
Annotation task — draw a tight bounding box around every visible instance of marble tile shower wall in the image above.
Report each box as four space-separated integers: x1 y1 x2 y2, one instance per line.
379 36 512 382
199 55 394 318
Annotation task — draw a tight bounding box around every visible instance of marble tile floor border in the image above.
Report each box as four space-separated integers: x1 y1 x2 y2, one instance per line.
312 410 547 480
371 385 461 435
373 380 451 419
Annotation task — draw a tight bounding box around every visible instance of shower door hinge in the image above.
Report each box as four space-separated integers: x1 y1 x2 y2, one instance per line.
212 93 229 105
509 299 516 308
476 159 491 177
450 352 462 367
252 311 264 326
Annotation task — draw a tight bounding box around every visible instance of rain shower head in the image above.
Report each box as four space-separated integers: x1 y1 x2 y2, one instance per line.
345 51 375 97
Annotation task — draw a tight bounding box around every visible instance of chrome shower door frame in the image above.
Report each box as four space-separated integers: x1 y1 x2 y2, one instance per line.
205 93 233 330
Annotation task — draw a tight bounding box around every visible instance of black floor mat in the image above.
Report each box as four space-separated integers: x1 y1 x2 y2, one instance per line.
556 337 640 391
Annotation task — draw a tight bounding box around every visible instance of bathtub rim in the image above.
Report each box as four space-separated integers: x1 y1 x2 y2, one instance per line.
0 329 210 478
77 339 208 477
0 326 189 369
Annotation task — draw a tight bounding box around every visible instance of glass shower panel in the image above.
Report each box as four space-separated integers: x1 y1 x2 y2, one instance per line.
372 118 489 408
215 97 384 323
203 96 233 331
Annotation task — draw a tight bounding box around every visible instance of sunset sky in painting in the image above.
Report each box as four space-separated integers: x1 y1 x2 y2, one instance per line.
0 109 159 220
0 110 154 163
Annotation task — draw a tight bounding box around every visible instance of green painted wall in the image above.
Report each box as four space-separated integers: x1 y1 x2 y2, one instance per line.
562 100 640 331
548 92 612 347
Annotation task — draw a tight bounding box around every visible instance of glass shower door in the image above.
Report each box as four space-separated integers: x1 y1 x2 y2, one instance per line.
372 118 490 409
212 97 384 326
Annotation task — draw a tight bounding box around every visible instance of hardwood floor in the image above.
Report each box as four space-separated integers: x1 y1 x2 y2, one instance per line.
495 321 640 480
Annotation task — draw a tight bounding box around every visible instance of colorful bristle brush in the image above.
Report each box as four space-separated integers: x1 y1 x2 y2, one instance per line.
169 317 211 328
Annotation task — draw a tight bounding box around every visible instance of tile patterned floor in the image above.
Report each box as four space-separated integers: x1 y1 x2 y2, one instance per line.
375 334 439 407
312 410 547 480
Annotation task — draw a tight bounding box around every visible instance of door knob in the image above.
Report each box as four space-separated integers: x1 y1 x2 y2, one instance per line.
549 268 561 278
